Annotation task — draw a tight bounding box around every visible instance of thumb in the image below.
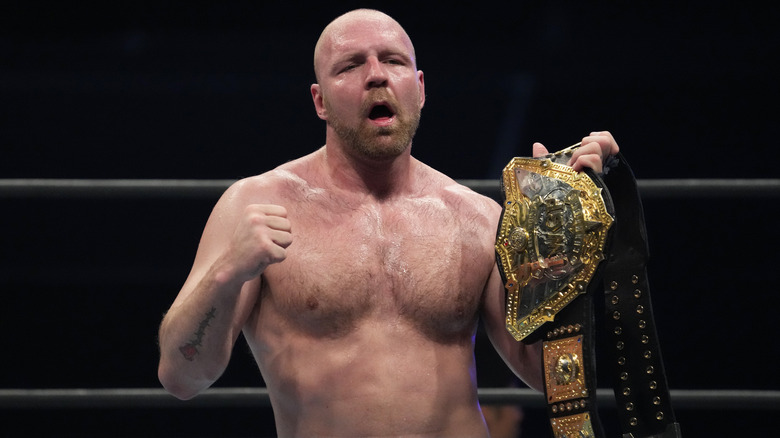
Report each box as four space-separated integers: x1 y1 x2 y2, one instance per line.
532 142 549 158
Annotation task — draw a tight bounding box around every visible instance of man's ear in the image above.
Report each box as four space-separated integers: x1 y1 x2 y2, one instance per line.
417 70 426 108
311 83 327 120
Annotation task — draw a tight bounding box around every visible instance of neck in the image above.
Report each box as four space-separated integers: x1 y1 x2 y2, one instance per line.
320 143 415 200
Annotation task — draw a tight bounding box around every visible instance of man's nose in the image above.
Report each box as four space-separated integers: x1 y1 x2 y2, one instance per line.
365 57 388 88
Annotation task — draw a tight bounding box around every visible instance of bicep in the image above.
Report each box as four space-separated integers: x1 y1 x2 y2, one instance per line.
173 182 262 329
175 194 238 304
481 264 544 392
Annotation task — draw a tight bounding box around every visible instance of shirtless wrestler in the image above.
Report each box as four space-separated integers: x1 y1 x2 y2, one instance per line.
158 9 619 437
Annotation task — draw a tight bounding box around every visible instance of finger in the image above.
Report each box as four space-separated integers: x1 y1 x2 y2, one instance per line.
265 215 292 232
258 204 288 218
269 229 293 248
582 131 619 156
570 154 603 173
567 141 599 166
532 142 549 158
264 244 288 265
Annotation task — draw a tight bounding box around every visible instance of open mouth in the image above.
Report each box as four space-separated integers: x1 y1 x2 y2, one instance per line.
368 104 395 121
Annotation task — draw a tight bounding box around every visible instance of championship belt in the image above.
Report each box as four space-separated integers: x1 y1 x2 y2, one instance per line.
495 144 682 438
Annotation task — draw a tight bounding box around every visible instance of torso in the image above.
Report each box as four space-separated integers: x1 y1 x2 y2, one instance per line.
241 150 501 437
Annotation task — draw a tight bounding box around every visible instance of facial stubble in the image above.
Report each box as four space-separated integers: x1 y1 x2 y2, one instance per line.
326 96 421 161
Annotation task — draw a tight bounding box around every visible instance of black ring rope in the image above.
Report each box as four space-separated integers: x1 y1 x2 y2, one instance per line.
1 388 777 410
1 179 778 200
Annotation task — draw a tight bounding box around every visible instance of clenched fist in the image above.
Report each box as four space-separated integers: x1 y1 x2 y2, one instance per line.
225 204 292 282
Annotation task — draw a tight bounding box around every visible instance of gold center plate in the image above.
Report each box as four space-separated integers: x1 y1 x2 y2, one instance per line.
496 157 613 341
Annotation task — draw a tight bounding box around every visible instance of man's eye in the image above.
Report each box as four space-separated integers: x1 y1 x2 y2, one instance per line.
341 64 357 72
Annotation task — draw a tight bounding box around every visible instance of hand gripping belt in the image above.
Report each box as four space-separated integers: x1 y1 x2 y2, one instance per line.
495 146 682 438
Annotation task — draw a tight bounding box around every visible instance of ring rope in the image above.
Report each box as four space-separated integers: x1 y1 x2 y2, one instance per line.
1 178 778 200
1 388 777 410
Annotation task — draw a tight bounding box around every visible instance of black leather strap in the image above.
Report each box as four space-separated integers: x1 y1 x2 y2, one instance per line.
540 288 606 438
601 154 680 438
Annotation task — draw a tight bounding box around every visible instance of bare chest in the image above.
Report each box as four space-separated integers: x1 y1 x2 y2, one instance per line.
260 199 495 339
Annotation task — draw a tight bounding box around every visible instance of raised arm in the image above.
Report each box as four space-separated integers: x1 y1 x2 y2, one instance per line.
481 263 544 392
157 179 292 400
481 131 620 392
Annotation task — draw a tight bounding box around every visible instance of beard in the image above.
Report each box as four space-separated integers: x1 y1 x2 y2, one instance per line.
326 95 421 161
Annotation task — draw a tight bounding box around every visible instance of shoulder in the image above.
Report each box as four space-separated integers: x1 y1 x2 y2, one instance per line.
221 151 322 205
413 160 502 223
444 182 502 230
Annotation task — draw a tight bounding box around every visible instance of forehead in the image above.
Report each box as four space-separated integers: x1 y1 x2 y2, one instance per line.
316 12 416 66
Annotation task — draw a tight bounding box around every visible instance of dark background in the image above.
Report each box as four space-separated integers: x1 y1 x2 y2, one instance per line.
1 1 778 437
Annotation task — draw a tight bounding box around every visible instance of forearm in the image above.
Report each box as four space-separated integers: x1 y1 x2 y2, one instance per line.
516 340 544 393
484 319 545 393
157 264 251 399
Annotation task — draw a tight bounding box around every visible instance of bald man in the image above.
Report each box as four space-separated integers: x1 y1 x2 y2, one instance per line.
158 9 619 437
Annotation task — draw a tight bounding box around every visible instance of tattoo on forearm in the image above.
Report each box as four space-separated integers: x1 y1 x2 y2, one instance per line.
179 307 217 361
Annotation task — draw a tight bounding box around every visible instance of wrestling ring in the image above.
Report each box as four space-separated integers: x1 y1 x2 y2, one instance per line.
1 178 778 437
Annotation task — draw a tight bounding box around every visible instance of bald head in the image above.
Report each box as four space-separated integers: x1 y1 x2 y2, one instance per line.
313 9 417 83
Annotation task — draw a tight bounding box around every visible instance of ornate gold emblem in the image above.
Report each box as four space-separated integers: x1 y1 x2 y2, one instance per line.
496 156 613 341
544 335 587 403
554 352 580 386
550 412 596 438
